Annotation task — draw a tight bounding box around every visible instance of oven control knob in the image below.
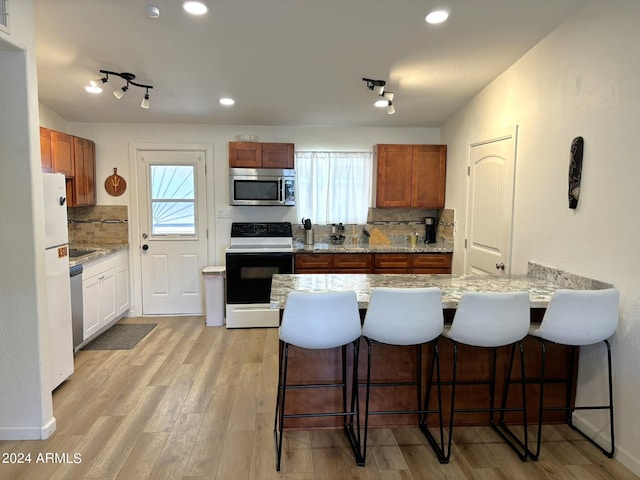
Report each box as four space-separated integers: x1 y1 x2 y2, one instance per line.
142 244 149 251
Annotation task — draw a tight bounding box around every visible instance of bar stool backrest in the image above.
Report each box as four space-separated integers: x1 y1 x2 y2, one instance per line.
362 287 444 345
531 288 620 345
279 290 362 349
448 291 531 347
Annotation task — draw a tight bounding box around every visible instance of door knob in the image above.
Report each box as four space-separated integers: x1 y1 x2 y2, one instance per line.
496 262 505 271
142 244 149 251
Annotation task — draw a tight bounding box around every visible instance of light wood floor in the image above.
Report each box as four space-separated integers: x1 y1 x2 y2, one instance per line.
1 316 636 480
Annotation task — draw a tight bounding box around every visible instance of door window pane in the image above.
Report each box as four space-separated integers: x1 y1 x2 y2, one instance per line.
150 165 196 235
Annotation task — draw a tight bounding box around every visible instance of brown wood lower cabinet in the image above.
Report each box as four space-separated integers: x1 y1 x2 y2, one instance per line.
282 309 576 429
374 253 412 273
295 252 452 274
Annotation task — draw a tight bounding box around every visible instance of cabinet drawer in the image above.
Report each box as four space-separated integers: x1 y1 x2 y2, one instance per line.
374 254 412 269
334 253 373 269
295 253 333 270
412 254 452 269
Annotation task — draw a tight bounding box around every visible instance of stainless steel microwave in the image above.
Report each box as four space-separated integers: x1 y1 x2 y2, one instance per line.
229 168 295 206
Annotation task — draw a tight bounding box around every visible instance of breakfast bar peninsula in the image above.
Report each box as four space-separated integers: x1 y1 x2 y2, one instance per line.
269 271 608 429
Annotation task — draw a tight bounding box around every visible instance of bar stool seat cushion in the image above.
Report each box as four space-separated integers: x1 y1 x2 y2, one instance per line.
362 287 444 345
529 289 619 346
279 290 362 349
443 291 531 347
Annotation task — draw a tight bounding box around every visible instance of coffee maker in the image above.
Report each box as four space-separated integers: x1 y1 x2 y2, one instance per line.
424 216 437 244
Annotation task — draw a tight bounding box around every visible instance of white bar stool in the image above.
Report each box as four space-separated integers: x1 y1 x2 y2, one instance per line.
523 288 619 460
274 290 363 471
361 287 445 464
426 291 531 463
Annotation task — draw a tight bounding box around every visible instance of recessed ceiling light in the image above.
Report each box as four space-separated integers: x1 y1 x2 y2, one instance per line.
219 98 235 106
425 10 449 24
183 1 208 15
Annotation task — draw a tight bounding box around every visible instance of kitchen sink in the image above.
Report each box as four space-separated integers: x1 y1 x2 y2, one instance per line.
68 248 96 258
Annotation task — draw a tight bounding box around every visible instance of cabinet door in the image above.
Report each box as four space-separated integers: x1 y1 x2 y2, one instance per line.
411 145 447 208
376 145 412 207
334 253 373 271
116 262 130 315
412 253 452 274
82 274 101 340
229 142 262 168
40 127 54 172
51 131 75 177
72 137 96 206
99 267 117 325
262 143 294 169
295 253 334 271
374 254 412 272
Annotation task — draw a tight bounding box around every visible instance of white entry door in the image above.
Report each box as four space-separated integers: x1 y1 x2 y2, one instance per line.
137 150 208 315
465 127 517 275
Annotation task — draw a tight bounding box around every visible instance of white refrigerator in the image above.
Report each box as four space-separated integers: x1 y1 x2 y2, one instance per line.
42 173 74 390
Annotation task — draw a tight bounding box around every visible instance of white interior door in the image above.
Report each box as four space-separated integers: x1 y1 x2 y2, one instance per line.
137 150 208 315
465 127 517 275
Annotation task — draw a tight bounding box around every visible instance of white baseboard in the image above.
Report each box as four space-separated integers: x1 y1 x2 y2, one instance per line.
572 413 640 477
0 416 56 440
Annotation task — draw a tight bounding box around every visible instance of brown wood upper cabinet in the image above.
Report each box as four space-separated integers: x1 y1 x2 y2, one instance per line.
51 130 75 177
40 128 97 206
375 144 447 208
40 127 54 173
72 136 96 206
229 142 294 169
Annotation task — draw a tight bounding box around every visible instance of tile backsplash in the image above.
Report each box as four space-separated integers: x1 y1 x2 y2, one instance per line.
293 208 454 244
68 205 128 245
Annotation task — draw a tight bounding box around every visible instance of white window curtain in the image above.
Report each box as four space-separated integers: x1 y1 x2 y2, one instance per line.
296 151 372 224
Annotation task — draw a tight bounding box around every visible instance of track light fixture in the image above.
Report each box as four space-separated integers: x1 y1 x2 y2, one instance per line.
363 77 396 115
86 70 154 109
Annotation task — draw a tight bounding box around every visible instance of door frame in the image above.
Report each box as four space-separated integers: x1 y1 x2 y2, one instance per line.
129 143 214 316
463 126 518 275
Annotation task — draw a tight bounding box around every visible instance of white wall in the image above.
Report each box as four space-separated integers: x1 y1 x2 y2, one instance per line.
441 0 640 473
0 0 56 439
64 122 438 315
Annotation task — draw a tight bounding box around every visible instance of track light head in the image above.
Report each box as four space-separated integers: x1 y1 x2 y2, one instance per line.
113 84 128 99
85 74 108 93
141 92 150 109
387 102 395 115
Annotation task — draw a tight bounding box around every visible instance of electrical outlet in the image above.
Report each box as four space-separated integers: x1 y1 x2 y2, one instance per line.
217 209 231 219
454 220 458 234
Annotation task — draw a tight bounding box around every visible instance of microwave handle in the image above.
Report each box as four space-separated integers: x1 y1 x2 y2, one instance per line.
279 178 284 203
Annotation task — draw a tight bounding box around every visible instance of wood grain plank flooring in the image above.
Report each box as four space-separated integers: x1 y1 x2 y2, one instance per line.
0 316 636 479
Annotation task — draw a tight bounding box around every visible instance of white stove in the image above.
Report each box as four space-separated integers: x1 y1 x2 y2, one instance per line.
225 222 294 328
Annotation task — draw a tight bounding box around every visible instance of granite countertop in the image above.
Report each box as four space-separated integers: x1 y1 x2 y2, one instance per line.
293 239 453 254
270 273 566 310
68 244 129 267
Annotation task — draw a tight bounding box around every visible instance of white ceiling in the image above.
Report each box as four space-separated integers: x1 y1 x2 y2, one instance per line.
34 0 588 128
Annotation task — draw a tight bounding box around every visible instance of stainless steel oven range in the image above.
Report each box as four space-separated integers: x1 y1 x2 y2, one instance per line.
225 222 293 328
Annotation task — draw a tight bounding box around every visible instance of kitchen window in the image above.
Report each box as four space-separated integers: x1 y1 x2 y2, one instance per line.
295 151 372 224
149 165 196 235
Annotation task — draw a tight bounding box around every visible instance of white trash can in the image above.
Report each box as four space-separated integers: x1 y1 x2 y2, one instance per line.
202 266 225 326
